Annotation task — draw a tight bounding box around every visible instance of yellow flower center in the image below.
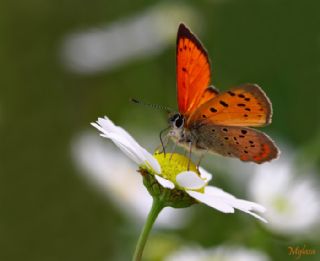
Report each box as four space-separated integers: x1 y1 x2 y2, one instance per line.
153 152 199 183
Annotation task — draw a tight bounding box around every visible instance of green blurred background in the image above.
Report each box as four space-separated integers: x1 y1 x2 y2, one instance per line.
1 0 319 260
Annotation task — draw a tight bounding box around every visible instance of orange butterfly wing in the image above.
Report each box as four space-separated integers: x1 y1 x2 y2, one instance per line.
176 24 213 117
195 124 279 163
187 84 272 127
174 24 278 164
197 86 219 107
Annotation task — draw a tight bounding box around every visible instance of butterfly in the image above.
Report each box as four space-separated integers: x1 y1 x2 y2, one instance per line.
168 23 279 164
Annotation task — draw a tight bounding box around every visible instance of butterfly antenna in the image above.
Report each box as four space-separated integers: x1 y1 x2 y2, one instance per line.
130 98 172 113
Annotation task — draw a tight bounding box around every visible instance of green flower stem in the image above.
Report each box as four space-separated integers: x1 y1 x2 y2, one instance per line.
132 196 165 261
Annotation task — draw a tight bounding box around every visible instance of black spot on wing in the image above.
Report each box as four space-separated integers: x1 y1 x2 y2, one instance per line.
220 100 228 107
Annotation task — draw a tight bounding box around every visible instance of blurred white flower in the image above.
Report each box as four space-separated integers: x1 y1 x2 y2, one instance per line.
61 3 199 74
249 154 320 236
72 132 190 229
92 116 267 222
165 245 271 261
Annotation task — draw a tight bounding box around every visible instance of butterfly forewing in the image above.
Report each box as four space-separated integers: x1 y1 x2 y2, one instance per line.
187 84 272 127
176 24 212 117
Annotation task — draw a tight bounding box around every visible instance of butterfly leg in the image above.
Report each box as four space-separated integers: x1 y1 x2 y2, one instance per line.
187 142 192 171
156 136 169 155
159 126 170 156
196 152 206 170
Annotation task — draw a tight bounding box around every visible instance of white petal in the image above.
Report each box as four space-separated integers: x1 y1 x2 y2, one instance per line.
204 186 236 200
199 167 213 182
204 186 267 222
236 199 266 213
176 171 206 190
228 198 267 223
187 190 235 213
140 149 161 174
91 117 161 173
155 175 175 189
99 132 142 164
244 211 268 223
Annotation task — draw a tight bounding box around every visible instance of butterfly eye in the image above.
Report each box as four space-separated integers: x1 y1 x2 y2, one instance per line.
174 115 184 128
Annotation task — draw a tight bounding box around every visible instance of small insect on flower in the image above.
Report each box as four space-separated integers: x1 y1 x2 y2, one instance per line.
167 23 279 164
91 116 267 222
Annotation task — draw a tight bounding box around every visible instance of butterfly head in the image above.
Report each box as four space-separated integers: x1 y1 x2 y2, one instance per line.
168 113 184 129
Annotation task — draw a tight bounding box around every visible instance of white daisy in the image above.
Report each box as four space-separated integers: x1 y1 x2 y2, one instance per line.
71 132 190 228
91 116 267 222
165 245 271 261
249 154 320 235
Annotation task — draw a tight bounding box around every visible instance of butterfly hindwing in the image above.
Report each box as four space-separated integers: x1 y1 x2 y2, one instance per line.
177 23 211 117
187 84 272 127
193 124 279 163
